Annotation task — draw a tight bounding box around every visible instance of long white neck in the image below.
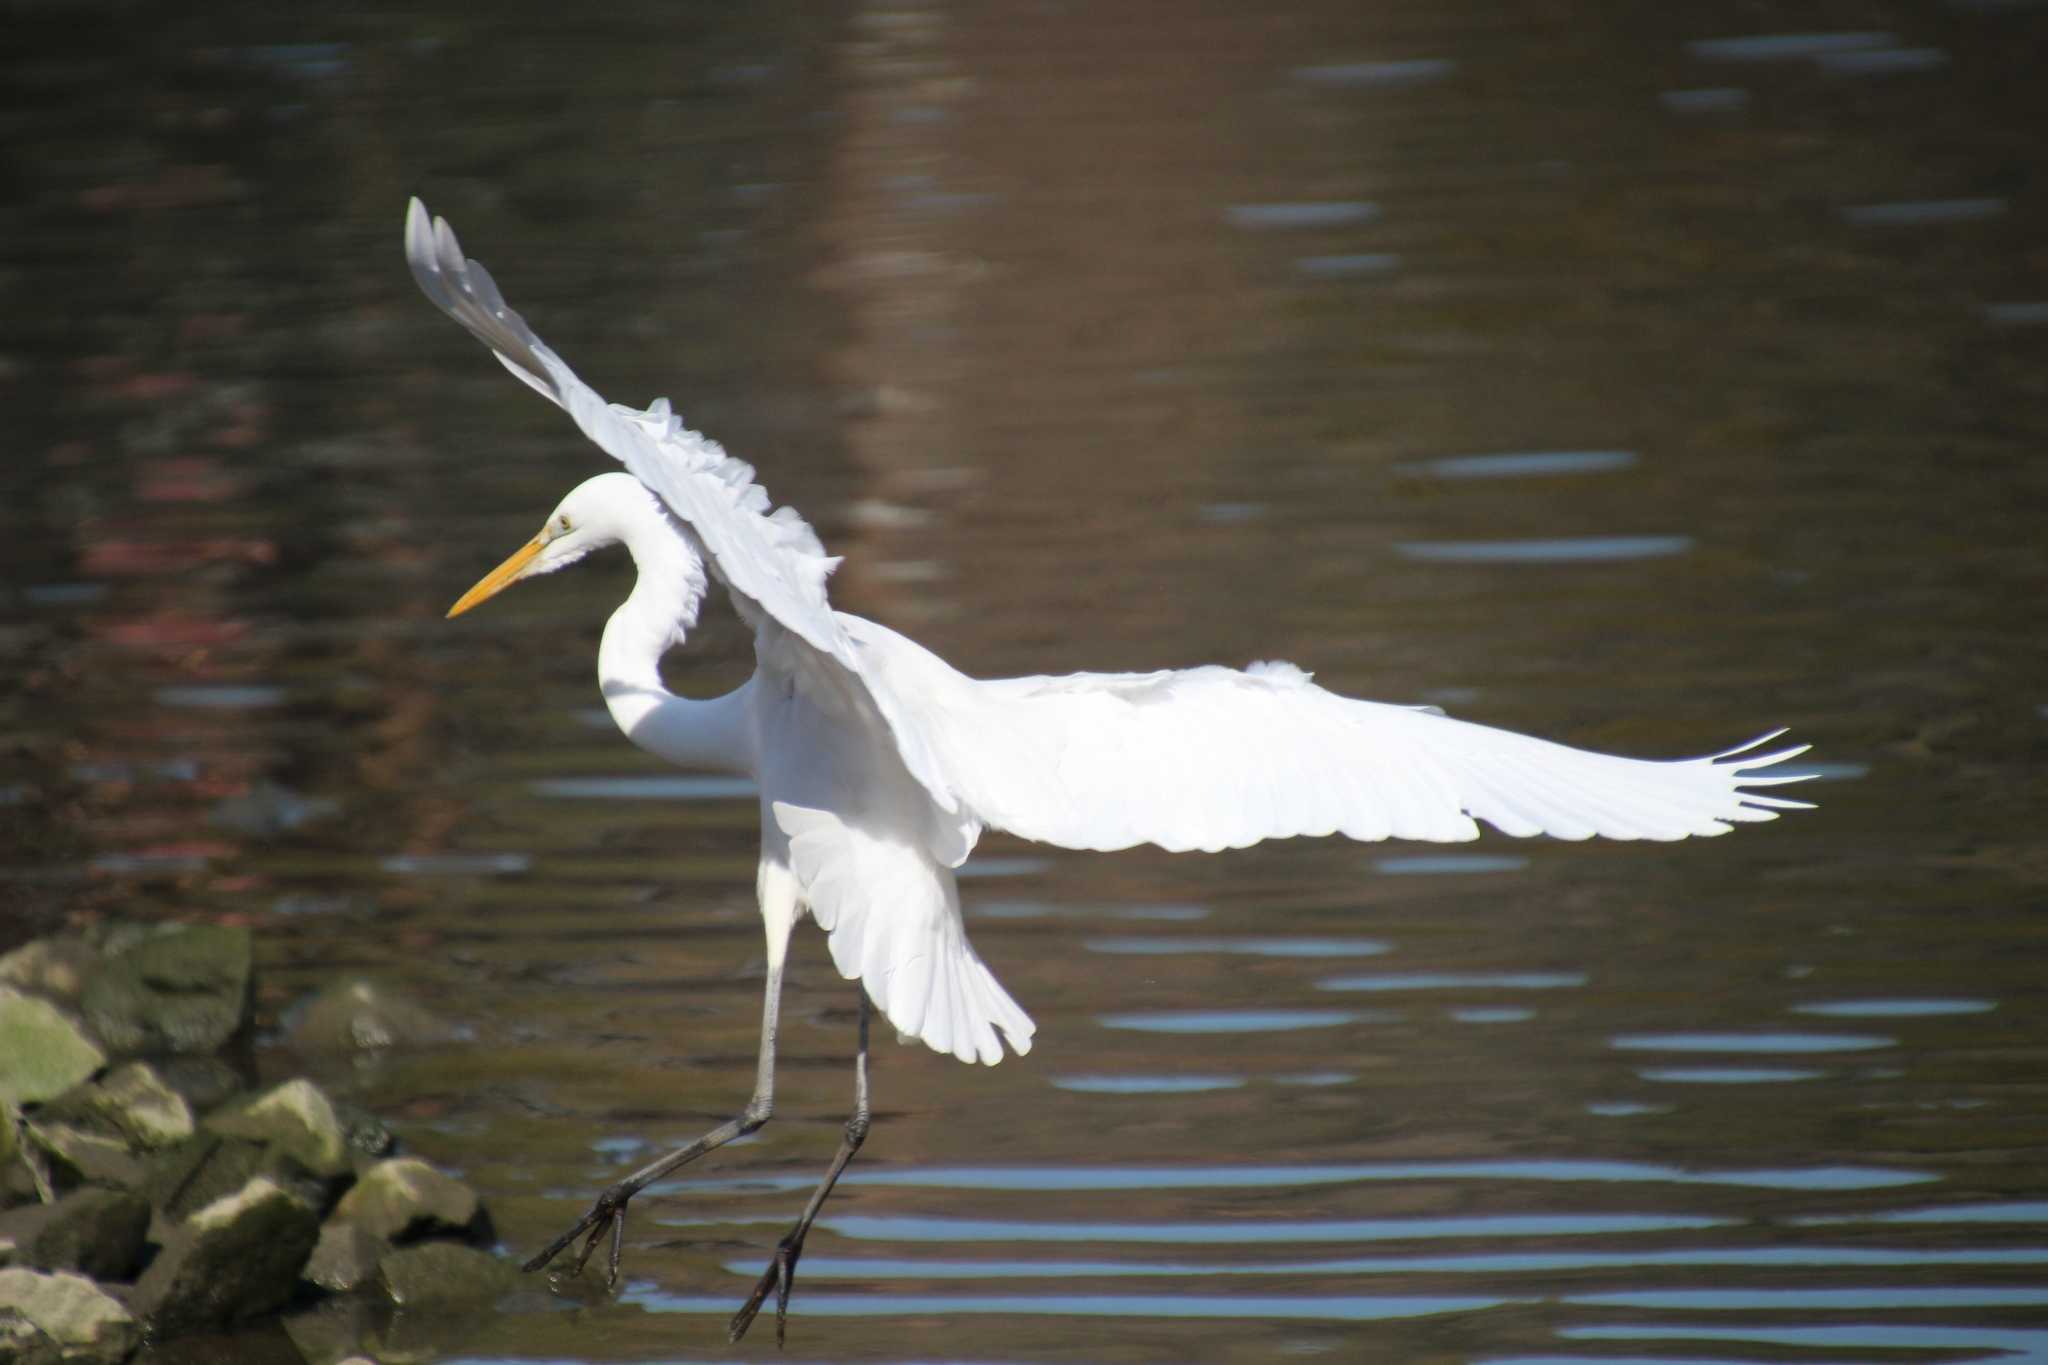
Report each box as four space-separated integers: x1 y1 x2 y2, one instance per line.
597 515 755 776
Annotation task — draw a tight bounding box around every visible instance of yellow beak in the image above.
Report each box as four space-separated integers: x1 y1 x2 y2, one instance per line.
447 534 548 618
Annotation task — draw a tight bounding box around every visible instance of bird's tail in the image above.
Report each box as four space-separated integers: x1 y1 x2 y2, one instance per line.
774 801 1036 1065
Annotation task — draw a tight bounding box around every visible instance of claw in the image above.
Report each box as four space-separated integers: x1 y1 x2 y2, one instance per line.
729 1233 805 1344
524 1184 631 1288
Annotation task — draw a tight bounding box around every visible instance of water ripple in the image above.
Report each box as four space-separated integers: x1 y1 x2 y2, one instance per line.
1098 1009 1368 1033
529 775 757 800
1611 1032 1893 1053
1566 1286 2048 1310
1376 854 1529 875
630 1288 1515 1320
663 1159 1935 1195
808 1211 1733 1244
1399 450 1636 479
1396 536 1692 564
1296 252 1401 277
1688 32 1897 61
1792 998 1994 1017
1225 201 1379 229
1796 1200 2048 1226
1637 1067 1826 1084
1052 1075 1244 1094
1086 936 1388 958
1323 971 1586 992
1292 59 1455 88
754 1244 2048 1280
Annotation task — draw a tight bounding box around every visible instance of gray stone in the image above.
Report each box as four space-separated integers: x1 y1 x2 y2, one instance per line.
0 939 100 1006
0 1187 150 1281
329 1157 484 1243
375 1242 517 1308
133 1175 319 1334
79 925 251 1057
286 979 453 1055
39 1063 194 1153
301 1220 381 1294
0 1268 140 1363
0 988 106 1107
204 1080 349 1179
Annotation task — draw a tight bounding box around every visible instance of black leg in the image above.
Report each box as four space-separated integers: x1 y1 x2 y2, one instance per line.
525 956 787 1286
729 991 872 1345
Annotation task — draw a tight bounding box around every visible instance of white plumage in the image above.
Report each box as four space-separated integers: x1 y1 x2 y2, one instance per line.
406 198 1814 1335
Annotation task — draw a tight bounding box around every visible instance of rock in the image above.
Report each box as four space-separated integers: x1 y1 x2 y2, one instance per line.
132 1175 319 1334
39 1062 194 1152
79 924 251 1057
330 1101 394 1166
0 939 100 1005
208 781 337 836
148 1056 245 1116
0 1187 150 1280
329 1157 485 1244
1 1103 43 1210
144 1134 326 1230
20 1122 146 1195
301 1220 381 1294
204 1079 350 1180
0 1268 140 1363
0 988 105 1107
376 1242 517 1307
286 979 453 1055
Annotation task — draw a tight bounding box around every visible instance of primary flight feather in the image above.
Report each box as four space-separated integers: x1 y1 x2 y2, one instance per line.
405 197 1814 1342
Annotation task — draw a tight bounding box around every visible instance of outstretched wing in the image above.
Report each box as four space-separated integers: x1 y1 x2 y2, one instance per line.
405 199 967 843
406 199 845 660
842 618 1816 852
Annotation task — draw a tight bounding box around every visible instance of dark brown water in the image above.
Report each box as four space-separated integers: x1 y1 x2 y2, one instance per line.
6 2 2047 1362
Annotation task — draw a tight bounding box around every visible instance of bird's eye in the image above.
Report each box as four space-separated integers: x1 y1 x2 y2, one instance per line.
557 516 572 533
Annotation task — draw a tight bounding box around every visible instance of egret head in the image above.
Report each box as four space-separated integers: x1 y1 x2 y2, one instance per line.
447 472 651 617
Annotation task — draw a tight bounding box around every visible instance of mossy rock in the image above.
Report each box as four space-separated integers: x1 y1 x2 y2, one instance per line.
0 1186 150 1280
286 979 453 1055
205 1079 350 1180
145 1134 331 1230
20 1122 147 1196
0 939 101 1006
376 1242 517 1308
0 1267 140 1363
0 988 105 1107
302 1220 382 1294
39 1062 195 1153
329 1157 485 1244
133 1175 320 1334
80 924 251 1057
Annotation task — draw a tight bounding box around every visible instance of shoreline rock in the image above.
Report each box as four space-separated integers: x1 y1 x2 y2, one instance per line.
0 927 505 1362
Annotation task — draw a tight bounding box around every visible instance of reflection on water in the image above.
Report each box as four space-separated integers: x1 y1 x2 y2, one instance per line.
6 0 2046 1360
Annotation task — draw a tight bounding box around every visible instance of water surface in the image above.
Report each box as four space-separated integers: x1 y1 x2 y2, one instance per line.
4 2 2044 1363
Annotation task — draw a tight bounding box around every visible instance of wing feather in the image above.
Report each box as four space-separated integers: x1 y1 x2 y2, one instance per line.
406 199 969 840
840 616 1816 851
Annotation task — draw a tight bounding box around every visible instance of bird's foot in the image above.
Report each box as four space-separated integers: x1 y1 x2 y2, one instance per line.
522 1181 634 1288
728 1229 806 1345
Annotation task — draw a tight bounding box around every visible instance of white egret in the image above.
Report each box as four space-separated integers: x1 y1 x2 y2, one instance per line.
406 198 1814 1342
